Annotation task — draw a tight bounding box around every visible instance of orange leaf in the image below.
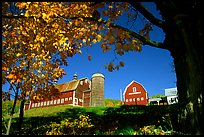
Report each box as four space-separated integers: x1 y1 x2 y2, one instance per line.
88 54 92 61
119 61 124 67
6 74 14 79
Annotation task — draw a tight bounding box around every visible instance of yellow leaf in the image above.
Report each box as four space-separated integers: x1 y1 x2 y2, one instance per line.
92 39 97 44
42 13 47 20
108 5 113 9
39 37 45 42
24 11 29 17
96 34 102 42
82 39 86 43
16 53 21 57
98 18 102 22
131 39 137 43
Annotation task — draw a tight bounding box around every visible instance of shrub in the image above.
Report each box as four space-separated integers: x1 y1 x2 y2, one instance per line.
113 126 135 135
134 125 168 135
45 115 94 135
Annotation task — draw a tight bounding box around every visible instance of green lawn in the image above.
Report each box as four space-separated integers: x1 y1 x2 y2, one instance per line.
2 99 183 135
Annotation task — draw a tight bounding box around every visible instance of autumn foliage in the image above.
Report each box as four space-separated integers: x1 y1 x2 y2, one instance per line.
2 3 152 90
2 1 154 121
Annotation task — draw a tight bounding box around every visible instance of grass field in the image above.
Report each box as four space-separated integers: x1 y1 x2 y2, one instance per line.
2 99 183 135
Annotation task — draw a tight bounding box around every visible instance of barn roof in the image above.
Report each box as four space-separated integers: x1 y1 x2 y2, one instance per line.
55 78 88 93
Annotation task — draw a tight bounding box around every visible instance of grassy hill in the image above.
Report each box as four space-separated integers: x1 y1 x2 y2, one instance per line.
2 99 182 135
3 98 121 119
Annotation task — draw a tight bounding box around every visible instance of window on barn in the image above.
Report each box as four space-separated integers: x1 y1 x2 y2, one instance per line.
79 99 83 102
50 100 53 105
133 98 136 102
57 99 60 104
32 103 35 108
54 100 57 104
137 98 140 101
129 98 132 102
69 97 72 100
126 99 128 102
61 98 64 104
133 87 136 92
35 103 37 107
38 102 40 107
44 101 46 106
65 98 68 101
47 101 49 105
141 97 144 100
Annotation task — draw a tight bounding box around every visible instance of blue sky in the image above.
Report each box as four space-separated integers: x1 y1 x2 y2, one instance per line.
2 2 177 100
57 39 177 100
59 2 177 100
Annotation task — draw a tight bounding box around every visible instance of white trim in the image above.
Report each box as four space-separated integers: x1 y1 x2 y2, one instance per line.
89 92 91 106
73 91 75 106
133 87 136 92
129 92 141 95
82 92 84 107
28 101 31 110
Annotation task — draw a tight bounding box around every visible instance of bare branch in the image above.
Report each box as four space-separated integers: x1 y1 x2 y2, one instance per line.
129 2 165 29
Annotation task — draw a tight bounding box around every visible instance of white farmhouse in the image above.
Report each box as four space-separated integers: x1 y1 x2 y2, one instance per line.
164 87 178 105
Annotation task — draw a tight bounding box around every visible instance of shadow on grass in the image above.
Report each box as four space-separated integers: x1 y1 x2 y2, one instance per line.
4 104 179 135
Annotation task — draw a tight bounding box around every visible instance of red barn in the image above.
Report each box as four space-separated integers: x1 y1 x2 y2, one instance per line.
123 80 148 106
24 72 105 110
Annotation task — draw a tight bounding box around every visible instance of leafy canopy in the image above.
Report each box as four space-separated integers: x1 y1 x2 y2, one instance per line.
2 2 156 100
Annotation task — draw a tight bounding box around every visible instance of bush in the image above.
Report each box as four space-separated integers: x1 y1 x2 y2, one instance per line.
45 115 94 135
113 126 135 135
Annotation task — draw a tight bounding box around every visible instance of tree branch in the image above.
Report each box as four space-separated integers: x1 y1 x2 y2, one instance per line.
2 9 167 49
129 2 165 29
80 17 167 49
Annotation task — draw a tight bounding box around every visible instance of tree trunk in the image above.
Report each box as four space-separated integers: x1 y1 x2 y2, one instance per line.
155 2 202 134
18 99 25 134
6 87 19 135
171 41 202 135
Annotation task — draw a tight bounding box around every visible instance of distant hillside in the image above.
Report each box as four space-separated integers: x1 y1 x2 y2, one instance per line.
104 98 123 106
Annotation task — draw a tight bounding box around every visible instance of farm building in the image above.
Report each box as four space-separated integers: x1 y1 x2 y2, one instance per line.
123 80 149 106
148 87 178 106
24 72 105 110
164 87 178 105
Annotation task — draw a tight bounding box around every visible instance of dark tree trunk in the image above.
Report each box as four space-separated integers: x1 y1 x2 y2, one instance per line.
155 1 202 135
18 99 25 134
